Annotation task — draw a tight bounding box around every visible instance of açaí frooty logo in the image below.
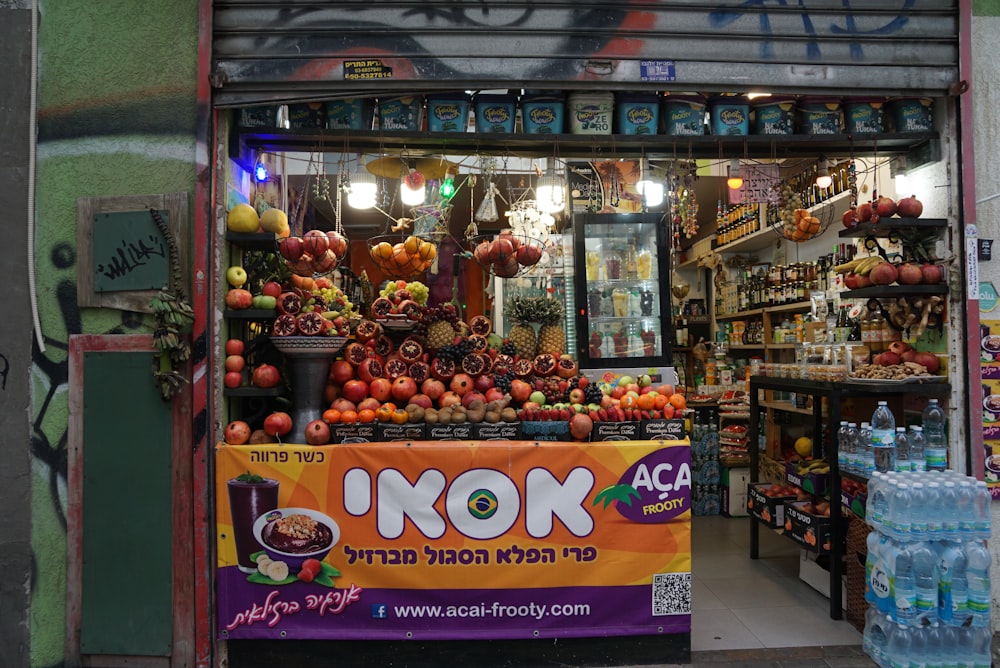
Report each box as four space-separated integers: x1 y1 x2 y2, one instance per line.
593 447 691 523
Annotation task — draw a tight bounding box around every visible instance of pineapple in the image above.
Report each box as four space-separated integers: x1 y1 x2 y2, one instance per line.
535 299 566 357
505 296 538 359
426 320 457 350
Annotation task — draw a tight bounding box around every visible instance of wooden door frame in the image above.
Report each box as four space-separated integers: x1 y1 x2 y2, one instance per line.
66 334 195 668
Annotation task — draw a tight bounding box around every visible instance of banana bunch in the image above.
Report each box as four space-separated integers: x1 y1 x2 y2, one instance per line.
796 458 830 475
833 255 883 276
151 287 194 400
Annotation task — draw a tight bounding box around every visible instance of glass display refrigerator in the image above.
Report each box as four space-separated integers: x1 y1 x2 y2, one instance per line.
569 212 673 370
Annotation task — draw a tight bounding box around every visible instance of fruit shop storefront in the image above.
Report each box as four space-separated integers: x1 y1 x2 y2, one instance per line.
200 3 974 668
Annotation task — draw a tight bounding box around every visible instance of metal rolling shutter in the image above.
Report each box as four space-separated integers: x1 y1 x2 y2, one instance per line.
211 1 960 107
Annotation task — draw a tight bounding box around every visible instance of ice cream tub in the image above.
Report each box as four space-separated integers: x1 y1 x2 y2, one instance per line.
287 102 327 129
842 98 886 134
798 97 842 135
325 97 376 130
520 92 565 134
888 97 934 132
752 96 796 135
662 94 706 136
709 96 750 136
568 92 614 135
378 95 424 131
426 93 470 132
474 93 516 133
615 92 660 135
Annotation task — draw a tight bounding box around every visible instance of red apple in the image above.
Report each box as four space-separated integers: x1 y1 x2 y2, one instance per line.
225 355 245 372
261 281 283 298
225 339 245 356
224 371 243 389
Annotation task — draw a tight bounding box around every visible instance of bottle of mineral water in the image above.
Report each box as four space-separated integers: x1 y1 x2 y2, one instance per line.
957 480 977 538
886 622 910 668
908 623 926 668
872 401 897 473
940 481 960 541
893 540 916 624
972 480 992 540
907 425 926 472
925 622 944 668
935 540 969 627
925 481 943 539
893 427 910 473
969 625 992 668
965 538 991 628
887 482 913 541
939 624 959 668
846 422 860 474
911 540 939 626
867 471 888 530
860 421 875 475
863 607 891 667
922 399 947 471
909 482 927 541
837 420 850 472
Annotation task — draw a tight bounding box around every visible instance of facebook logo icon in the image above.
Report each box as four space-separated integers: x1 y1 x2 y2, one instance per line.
371 604 388 619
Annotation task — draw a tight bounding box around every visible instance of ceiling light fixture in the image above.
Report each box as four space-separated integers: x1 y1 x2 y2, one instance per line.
726 158 744 190
535 161 566 214
400 161 426 206
347 163 378 209
815 156 833 190
636 158 664 208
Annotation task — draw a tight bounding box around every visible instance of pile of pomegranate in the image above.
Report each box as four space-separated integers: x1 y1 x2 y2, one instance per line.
842 194 923 228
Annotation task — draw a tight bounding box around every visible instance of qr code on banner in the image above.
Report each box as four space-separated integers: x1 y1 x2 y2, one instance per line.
652 572 691 616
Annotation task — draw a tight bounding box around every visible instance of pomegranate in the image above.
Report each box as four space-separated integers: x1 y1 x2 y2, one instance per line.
295 311 325 336
430 357 456 381
461 353 487 376
873 351 900 366
341 379 369 404
398 338 424 363
226 289 254 310
302 229 330 256
896 263 924 285
896 194 923 219
408 361 430 384
555 355 579 379
842 208 859 229
312 249 338 274
331 397 357 413
373 334 394 358
568 413 594 441
272 313 299 336
512 358 534 378
344 342 369 366
439 391 462 408
326 230 349 257
408 393 433 409
532 353 557 376
493 255 520 278
251 364 281 388
868 262 899 286
450 373 474 396
278 292 302 315
473 240 491 265
516 243 543 267
371 297 394 318
888 340 912 356
329 360 354 385
224 420 251 445
509 379 532 403
355 319 381 343
263 411 293 437
383 357 410 380
357 357 384 384
368 377 393 403
474 374 495 393
420 378 446 401
461 391 486 408
391 376 418 402
278 236 305 261
912 351 940 374
857 202 873 223
920 263 943 284
468 315 492 336
304 419 331 445
467 334 489 353
875 196 898 218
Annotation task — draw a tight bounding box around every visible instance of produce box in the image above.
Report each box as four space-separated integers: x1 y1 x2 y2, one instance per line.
377 423 426 442
693 456 721 486
747 482 796 529
691 429 720 457
521 420 570 442
785 460 830 496
641 418 685 440
330 422 377 444
473 421 523 441
783 500 844 555
426 422 475 441
721 466 750 517
590 421 641 442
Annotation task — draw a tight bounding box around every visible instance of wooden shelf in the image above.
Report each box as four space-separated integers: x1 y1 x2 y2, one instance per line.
839 218 948 239
716 308 762 322
841 284 948 299
226 231 280 252
760 399 817 416
224 308 277 320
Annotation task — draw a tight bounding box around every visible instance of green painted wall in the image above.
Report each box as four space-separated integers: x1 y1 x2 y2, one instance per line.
32 1 199 666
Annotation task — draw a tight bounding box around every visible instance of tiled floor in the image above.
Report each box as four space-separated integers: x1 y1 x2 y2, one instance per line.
690 514 869 660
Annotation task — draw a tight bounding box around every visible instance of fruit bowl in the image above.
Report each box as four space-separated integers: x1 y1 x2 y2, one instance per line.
253 507 340 571
467 231 546 278
374 315 418 332
367 233 438 279
270 336 348 354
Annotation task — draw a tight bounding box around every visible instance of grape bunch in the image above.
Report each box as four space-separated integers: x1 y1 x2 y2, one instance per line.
536 376 567 404
500 340 517 357
567 376 603 405
494 371 515 393
315 286 358 318
380 279 429 306
434 339 475 365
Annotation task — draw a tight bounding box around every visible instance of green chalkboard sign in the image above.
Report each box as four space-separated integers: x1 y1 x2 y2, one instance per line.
92 210 170 292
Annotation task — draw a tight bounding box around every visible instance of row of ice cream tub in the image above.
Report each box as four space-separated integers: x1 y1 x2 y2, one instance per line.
237 92 935 137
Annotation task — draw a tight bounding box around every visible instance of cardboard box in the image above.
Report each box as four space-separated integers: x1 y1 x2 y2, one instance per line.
721 466 750 517
520 421 569 441
784 501 845 555
473 421 523 441
331 423 377 444
641 418 686 440
591 421 641 442
785 460 830 496
840 478 869 520
377 423 426 442
747 482 795 529
426 422 475 441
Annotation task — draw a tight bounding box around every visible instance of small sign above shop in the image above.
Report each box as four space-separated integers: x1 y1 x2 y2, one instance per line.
344 59 393 80
639 60 676 82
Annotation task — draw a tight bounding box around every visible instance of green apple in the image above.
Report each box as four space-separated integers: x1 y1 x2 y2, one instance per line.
617 375 635 387
637 374 652 388
252 295 277 310
226 265 247 288
529 390 547 405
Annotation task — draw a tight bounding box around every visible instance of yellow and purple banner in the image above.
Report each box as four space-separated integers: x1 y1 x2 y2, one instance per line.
215 440 692 640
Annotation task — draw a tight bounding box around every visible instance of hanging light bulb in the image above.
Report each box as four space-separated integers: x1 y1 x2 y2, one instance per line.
815 156 833 190
535 162 566 214
400 163 426 206
254 160 268 182
726 158 743 190
347 165 377 209
438 169 456 199
636 158 665 208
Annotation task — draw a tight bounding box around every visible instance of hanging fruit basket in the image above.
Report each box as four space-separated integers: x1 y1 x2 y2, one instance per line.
772 193 835 243
367 232 439 279
276 229 350 276
410 201 453 240
467 229 546 278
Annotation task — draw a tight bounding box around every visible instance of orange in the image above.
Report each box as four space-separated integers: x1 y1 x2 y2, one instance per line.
637 393 655 411
404 235 421 255
418 240 435 259
322 408 341 424
653 394 669 410
340 409 358 424
358 408 376 423
667 393 686 411
619 394 638 409
372 241 394 261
